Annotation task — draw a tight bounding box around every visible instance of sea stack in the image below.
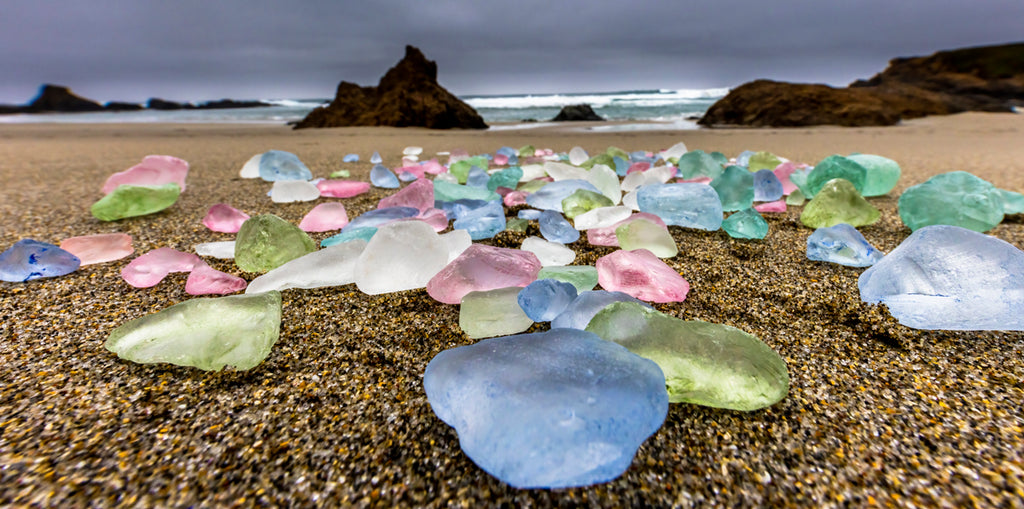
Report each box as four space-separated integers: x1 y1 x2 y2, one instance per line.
294 45 488 130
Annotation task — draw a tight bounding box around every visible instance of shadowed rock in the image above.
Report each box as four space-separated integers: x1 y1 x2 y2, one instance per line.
294 45 487 129
700 42 1024 127
551 104 605 121
25 84 104 112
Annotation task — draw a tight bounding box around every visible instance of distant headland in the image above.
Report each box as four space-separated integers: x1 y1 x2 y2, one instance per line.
0 84 271 114
699 41 1024 127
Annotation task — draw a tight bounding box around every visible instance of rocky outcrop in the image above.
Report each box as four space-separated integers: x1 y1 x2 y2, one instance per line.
24 84 105 112
147 98 270 110
294 45 487 130
700 42 1024 127
105 101 144 111
551 104 605 121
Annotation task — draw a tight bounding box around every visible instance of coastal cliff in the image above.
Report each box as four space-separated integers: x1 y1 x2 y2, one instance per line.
699 42 1024 127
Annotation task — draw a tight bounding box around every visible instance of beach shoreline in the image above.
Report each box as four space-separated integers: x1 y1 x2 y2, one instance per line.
1 113 1023 506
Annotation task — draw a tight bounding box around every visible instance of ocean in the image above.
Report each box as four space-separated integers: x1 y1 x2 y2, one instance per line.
0 88 728 129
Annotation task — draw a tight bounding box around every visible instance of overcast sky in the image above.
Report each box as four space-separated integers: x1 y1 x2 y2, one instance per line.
2 0 1022 104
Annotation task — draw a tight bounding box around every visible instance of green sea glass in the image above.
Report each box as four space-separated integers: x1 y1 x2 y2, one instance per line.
91 183 181 221
897 171 1004 232
449 156 490 184
804 155 867 198
710 165 754 211
586 302 789 411
536 265 599 293
801 178 880 229
459 287 534 339
1000 189 1024 214
785 189 806 206
433 181 501 202
235 215 316 273
561 189 614 219
747 151 782 172
580 153 614 170
105 291 282 371
616 219 678 257
676 150 724 180
846 154 901 196
722 208 769 239
517 145 536 158
487 167 523 191
506 217 529 232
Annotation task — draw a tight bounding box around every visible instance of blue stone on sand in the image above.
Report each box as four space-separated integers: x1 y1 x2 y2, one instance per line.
370 164 400 189
753 169 784 202
342 207 418 232
343 153 359 163
551 290 653 330
517 279 579 322
423 328 668 489
0 239 81 282
525 180 601 212
538 210 580 244
806 224 883 267
858 225 1024 330
258 150 313 182
637 183 723 231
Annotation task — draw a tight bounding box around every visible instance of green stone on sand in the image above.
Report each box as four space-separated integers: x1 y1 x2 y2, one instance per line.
710 165 754 211
722 208 769 239
235 214 316 273
897 171 1005 232
803 155 867 198
506 217 529 232
846 153 900 196
747 151 782 172
585 302 789 411
801 178 880 229
91 183 181 221
433 180 501 202
105 291 282 371
616 219 678 257
459 287 534 339
561 189 614 219
676 150 724 180
536 265 599 293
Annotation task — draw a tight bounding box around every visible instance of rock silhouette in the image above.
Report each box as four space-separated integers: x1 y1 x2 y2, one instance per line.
294 45 487 130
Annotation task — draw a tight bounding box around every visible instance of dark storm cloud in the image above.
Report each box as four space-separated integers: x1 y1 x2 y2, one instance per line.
2 0 1022 103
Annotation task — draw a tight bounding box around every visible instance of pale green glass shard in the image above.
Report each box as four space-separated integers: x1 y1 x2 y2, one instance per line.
585 302 789 411
785 189 806 206
616 219 678 257
722 208 769 239
804 155 867 198
518 145 536 158
561 189 614 219
517 179 549 194
433 181 501 202
800 178 880 229
580 153 614 170
537 265 598 292
105 291 282 371
1000 188 1024 214
710 165 754 211
235 214 316 273
506 217 529 232
605 146 630 161
897 171 1005 232
747 151 782 172
449 156 490 184
459 287 534 339
329 169 351 178
91 183 181 221
676 150 724 180
846 154 900 197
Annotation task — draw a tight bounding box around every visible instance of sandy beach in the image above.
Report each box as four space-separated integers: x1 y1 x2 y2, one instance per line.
1 113 1023 506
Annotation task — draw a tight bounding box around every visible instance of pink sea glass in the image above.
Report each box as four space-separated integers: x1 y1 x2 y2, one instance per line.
378 178 434 212
202 203 250 233
395 164 426 180
121 247 201 288
426 244 542 304
626 162 651 174
448 149 470 164
493 154 509 166
317 180 372 198
587 213 668 247
503 191 528 208
101 155 189 195
415 208 450 232
420 159 445 175
299 202 349 232
185 262 247 295
754 200 787 213
59 233 134 265
596 248 689 303
774 161 801 195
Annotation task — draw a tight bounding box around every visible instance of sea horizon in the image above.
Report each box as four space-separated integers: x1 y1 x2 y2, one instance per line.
0 87 729 129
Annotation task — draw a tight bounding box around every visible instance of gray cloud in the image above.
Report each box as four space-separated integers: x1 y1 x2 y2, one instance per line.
1 0 1022 103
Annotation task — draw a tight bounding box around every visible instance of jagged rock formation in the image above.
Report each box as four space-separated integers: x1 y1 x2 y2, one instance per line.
700 42 1024 127
551 104 605 121
294 45 487 130
25 84 105 112
147 98 270 110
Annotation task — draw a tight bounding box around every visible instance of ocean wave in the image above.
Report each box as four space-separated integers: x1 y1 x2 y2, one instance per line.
464 88 728 110
261 99 330 108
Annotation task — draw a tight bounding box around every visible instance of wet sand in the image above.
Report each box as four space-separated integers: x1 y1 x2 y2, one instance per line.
1 113 1023 506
